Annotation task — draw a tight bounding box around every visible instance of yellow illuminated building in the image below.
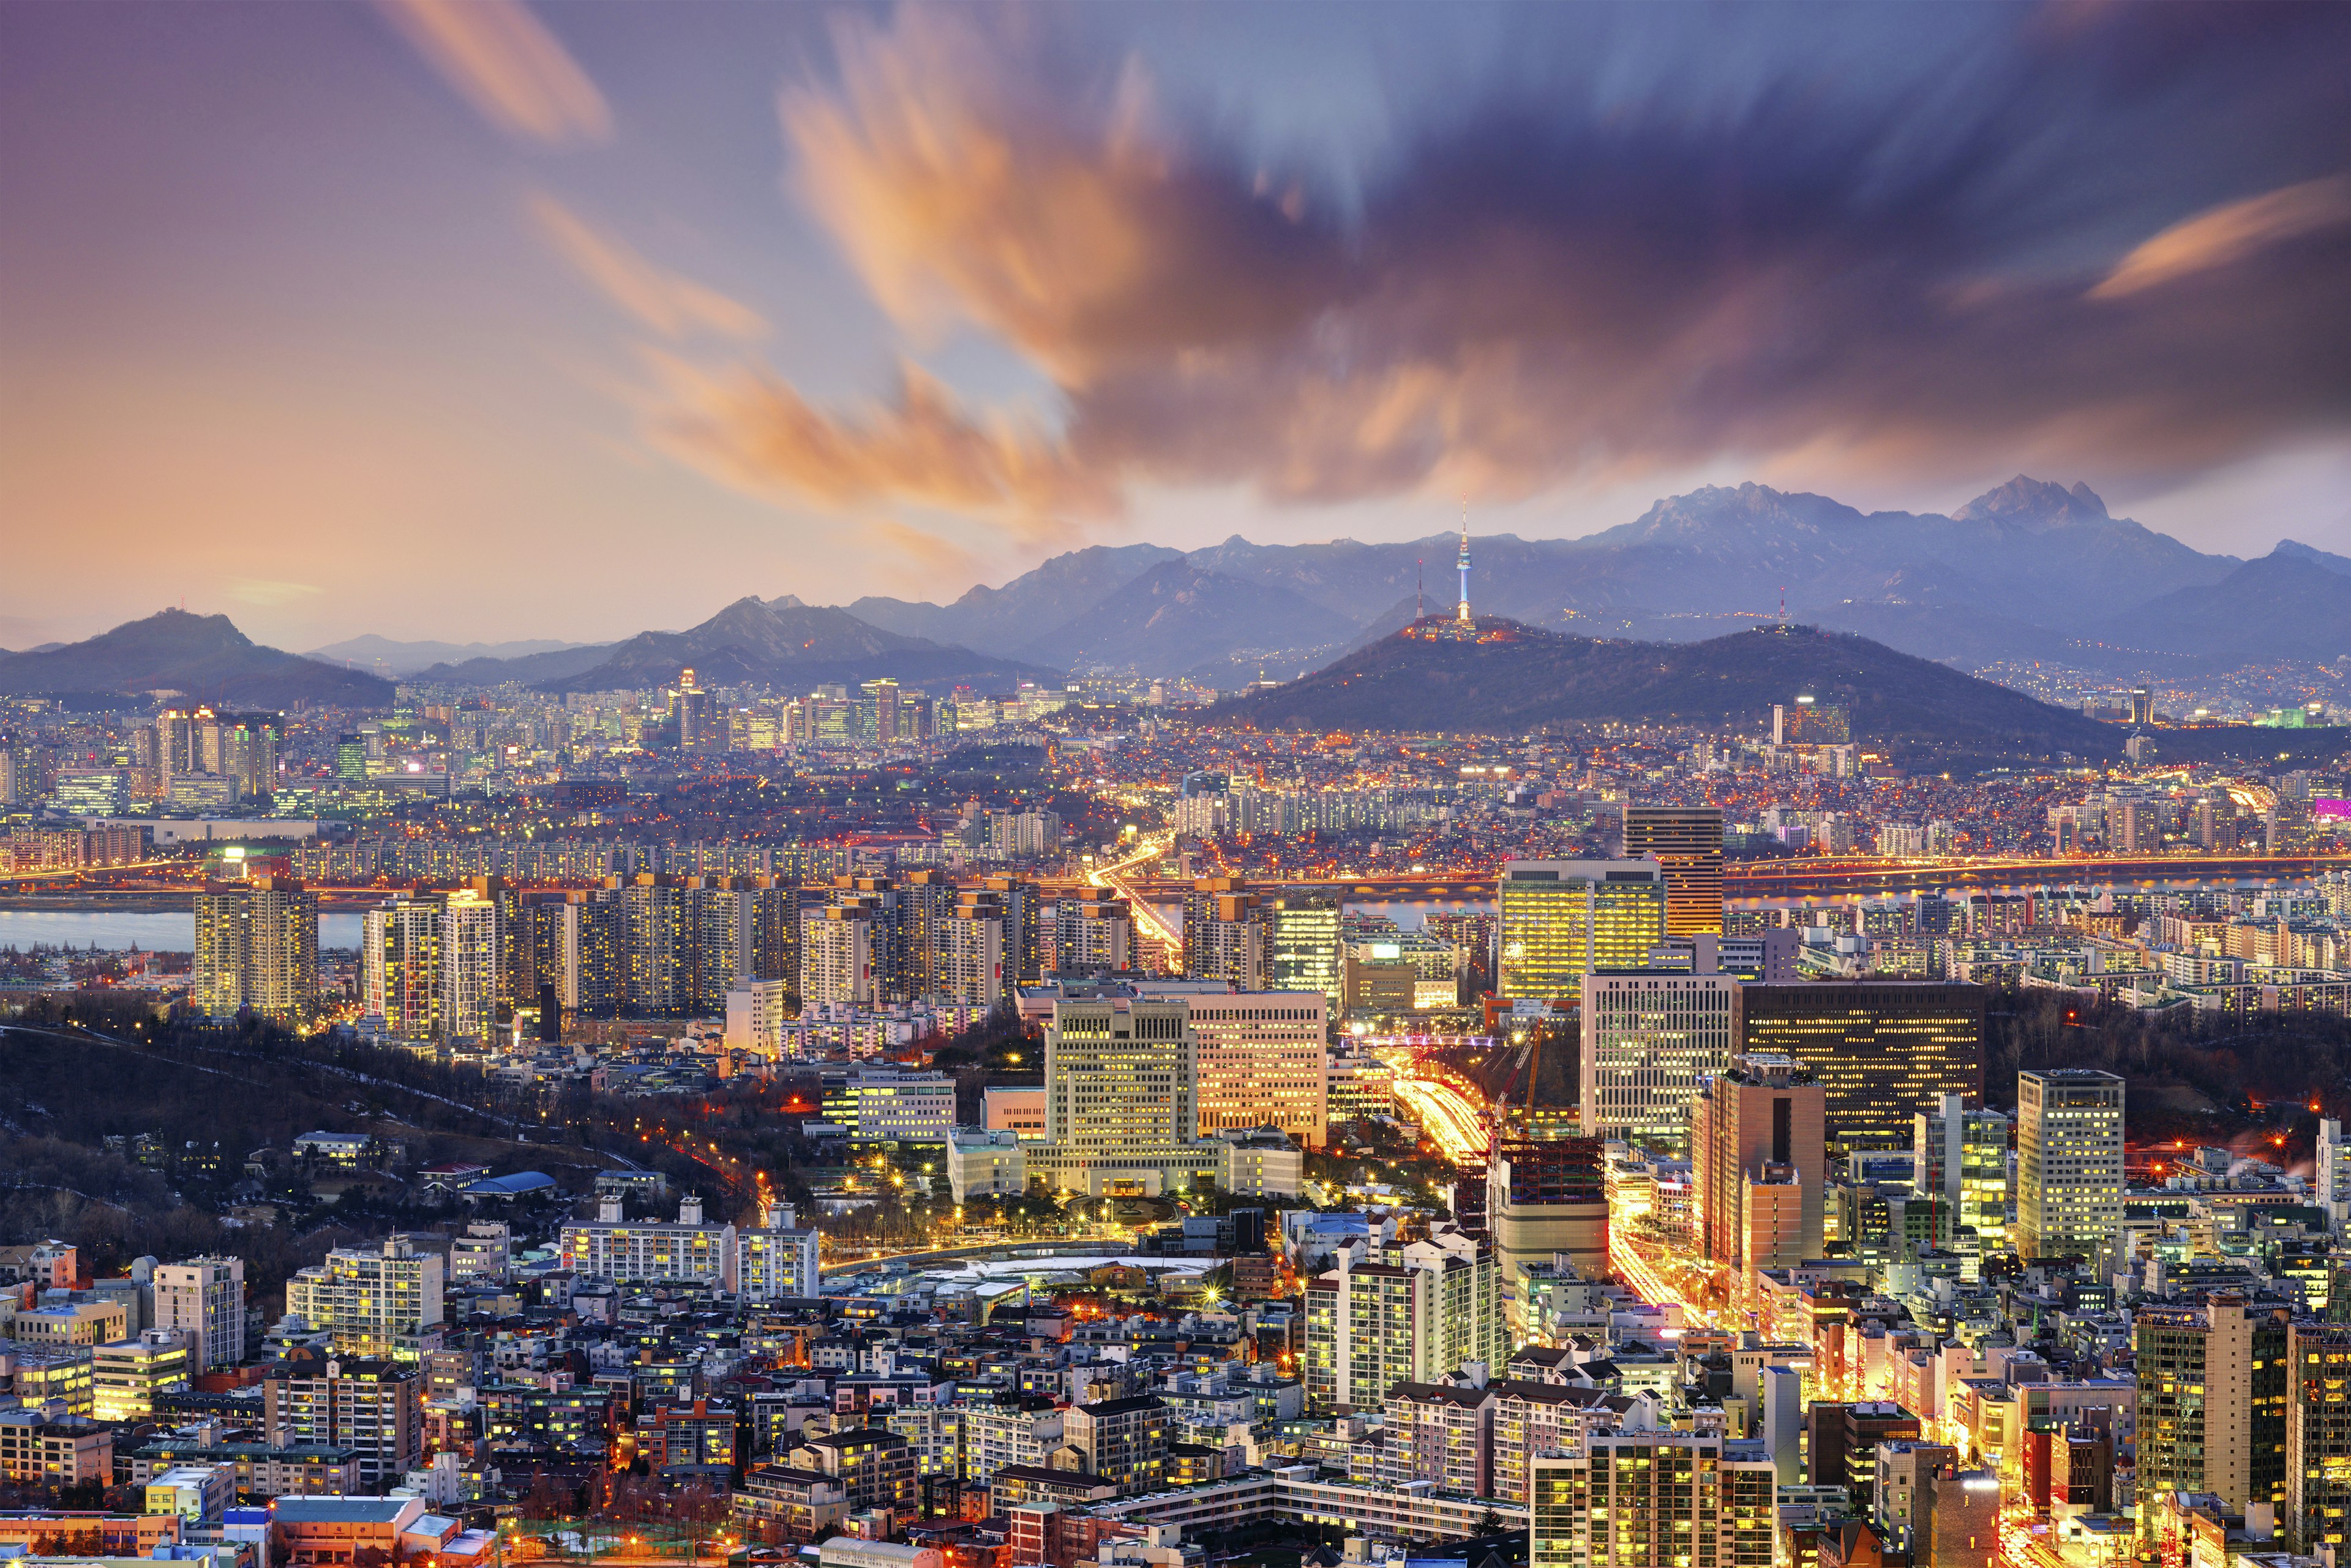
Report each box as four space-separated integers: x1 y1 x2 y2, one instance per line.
1496 860 1668 1005
1738 981 1987 1153
1622 806 1725 936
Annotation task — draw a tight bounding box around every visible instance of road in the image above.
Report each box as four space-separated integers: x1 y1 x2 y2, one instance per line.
1390 1067 1489 1166
1088 834 1183 967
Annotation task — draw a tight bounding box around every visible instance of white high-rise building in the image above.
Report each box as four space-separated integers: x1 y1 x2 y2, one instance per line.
741 1207 820 1302
365 895 445 1041
283 1235 446 1359
561 1195 740 1292
2017 1068 2124 1262
438 891 501 1043
2321 1119 2351 1234
151 1257 245 1371
1579 956 1738 1146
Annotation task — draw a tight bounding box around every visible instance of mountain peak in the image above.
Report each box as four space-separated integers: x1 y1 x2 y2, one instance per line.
1951 475 2109 525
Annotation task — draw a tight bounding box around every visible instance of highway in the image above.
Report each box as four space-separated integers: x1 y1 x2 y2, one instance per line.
1088 833 1183 968
1390 1067 1490 1166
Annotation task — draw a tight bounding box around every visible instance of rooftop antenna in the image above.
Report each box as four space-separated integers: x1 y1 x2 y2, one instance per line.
1415 559 1424 620
1778 585 1786 626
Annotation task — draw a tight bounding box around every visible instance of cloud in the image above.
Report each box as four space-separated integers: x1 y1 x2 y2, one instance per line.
228 579 323 607
871 520 985 585
530 195 768 340
673 6 2349 542
375 0 610 148
645 352 1116 549
2090 176 2351 299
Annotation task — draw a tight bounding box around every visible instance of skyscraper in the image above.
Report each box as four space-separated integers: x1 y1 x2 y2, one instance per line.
1182 989 1329 1146
982 874 1044 986
1262 893 1341 1002
1738 981 1986 1151
2016 1068 2124 1262
2135 1294 2287 1529
1487 1138 1608 1337
193 876 317 1024
1914 1092 2012 1254
366 894 445 1041
1580 960 1739 1145
1182 876 1264 988
1622 805 1726 936
1692 1053 1826 1274
438 889 501 1042
1496 860 1668 1005
2288 1321 2351 1553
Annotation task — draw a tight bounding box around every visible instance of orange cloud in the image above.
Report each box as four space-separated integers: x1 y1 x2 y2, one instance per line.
644 353 1117 549
376 0 610 148
530 195 768 340
2091 176 2351 299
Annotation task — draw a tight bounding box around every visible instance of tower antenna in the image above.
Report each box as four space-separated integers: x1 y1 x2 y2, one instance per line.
1778 585 1786 626
1416 559 1424 620
1455 495 1472 626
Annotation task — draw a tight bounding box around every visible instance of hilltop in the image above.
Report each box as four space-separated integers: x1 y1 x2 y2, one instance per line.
0 610 394 708
1218 618 2125 763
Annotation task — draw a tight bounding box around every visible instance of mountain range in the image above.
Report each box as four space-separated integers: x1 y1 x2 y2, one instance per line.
0 610 394 708
849 476 2351 680
309 634 602 676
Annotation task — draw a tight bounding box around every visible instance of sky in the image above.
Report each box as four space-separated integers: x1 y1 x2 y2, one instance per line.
2 1 2346 651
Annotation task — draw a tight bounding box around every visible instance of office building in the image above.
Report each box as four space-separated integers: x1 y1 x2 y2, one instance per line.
1693 1054 1826 1275
1738 981 1986 1150
1809 1401 1922 1514
263 1358 421 1489
1186 990 1329 1147
2135 1295 2287 1527
91 1332 190 1422
1532 1433 1778 1568
1622 806 1725 936
2288 1322 2351 1553
1580 961 1739 1145
1774 697 1850 746
561 1195 739 1292
1045 998 1198 1153
1053 893 1133 978
1262 895 1342 1003
193 876 317 1024
1915 1093 2012 1253
1487 1139 1608 1339
838 1068 956 1145
152 1257 244 1373
2016 1069 2124 1262
283 1235 446 1360
1496 860 1668 1005
1303 1231 1500 1412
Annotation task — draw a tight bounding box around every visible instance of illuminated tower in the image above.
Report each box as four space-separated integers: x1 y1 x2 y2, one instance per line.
1455 500 1472 625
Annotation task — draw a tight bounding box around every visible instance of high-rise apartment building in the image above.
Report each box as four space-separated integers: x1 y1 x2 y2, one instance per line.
1044 999 1198 1153
1914 1093 2012 1253
2135 1295 2287 1528
1532 1432 1778 1568
981 875 1044 987
1692 1054 1826 1276
933 889 1007 1005
1183 877 1265 989
283 1235 446 1360
193 876 317 1024
2015 1068 2124 1262
561 1195 740 1292
1496 860 1668 1005
263 1358 421 1489
438 890 500 1042
801 895 886 1011
1580 962 1739 1145
1053 893 1133 977
1738 981 1986 1150
1183 990 1329 1146
366 895 443 1041
740 1218 822 1302
1262 895 1342 1003
517 887 625 1018
151 1258 244 1372
1622 806 1725 936
1303 1232 1499 1412
895 870 961 998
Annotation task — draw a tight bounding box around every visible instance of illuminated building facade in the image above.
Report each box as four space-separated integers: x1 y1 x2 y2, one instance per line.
1692 1054 1826 1274
1185 990 1329 1146
1183 877 1265 989
1488 1138 1608 1338
1046 998 1198 1152
365 895 444 1041
1737 981 1986 1152
2287 1322 2351 1553
2135 1295 2287 1529
1914 1092 2012 1254
283 1234 446 1360
1263 895 1343 1003
1532 1433 1779 1568
1054 893 1134 977
193 875 317 1024
2016 1068 2124 1262
1622 805 1726 936
934 889 1007 1005
1580 964 1739 1145
1497 860 1668 1005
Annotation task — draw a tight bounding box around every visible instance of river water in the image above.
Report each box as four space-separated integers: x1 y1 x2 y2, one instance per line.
0 910 367 952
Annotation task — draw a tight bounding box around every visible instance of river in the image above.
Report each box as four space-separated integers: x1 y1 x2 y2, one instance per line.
0 909 367 951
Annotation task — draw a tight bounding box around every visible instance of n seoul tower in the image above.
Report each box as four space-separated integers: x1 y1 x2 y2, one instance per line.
1455 498 1473 625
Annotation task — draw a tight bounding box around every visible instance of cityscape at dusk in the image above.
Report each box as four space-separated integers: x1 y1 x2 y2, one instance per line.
1 7 2348 1568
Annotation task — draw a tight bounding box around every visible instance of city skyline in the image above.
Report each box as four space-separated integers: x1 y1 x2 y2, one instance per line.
4 1 2346 650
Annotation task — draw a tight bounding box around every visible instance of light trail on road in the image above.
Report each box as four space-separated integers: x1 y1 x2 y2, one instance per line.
1391 1070 1490 1166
